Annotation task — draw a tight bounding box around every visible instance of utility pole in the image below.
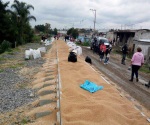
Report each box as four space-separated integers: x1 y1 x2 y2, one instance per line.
90 9 96 31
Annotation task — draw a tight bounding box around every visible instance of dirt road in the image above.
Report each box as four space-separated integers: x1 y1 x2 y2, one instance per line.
82 46 150 110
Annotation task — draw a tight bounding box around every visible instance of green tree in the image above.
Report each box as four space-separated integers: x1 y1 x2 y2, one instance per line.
67 27 74 35
53 28 58 35
0 1 11 44
35 24 46 32
11 0 36 45
72 29 79 39
67 28 79 39
34 23 51 37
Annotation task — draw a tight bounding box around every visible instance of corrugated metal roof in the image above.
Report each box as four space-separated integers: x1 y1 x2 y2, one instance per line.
139 39 150 42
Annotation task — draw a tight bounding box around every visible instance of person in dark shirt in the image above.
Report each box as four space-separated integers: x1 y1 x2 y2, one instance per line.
104 47 111 64
121 43 128 65
93 37 97 53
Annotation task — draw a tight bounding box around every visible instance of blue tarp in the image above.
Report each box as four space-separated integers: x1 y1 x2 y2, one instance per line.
80 80 103 93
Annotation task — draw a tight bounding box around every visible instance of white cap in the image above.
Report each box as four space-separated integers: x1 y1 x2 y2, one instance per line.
72 50 77 54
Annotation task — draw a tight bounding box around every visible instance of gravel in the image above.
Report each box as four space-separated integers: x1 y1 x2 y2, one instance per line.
0 68 34 113
0 43 51 113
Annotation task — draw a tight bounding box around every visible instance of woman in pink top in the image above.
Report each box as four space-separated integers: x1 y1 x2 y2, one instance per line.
129 47 144 82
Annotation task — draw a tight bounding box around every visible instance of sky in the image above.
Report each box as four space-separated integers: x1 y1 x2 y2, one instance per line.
3 0 150 30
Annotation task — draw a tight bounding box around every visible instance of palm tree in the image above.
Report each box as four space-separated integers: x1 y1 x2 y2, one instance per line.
0 1 10 43
11 0 36 45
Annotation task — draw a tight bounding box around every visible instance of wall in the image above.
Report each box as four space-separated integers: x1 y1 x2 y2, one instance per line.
134 41 150 63
134 30 150 40
106 32 114 41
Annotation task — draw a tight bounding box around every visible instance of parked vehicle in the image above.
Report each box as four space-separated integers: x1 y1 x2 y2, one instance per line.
90 37 110 50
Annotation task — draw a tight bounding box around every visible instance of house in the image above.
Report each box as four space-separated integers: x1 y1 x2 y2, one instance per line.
133 39 150 63
106 30 136 47
57 30 67 37
133 29 150 63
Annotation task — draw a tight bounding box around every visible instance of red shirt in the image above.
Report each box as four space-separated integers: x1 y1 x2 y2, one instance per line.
100 44 106 52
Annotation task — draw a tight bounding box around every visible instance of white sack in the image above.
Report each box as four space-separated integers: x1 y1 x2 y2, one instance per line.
75 46 82 55
32 49 41 59
25 50 31 59
38 47 46 53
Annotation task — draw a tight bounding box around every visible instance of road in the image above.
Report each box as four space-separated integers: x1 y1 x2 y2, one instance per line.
82 46 150 110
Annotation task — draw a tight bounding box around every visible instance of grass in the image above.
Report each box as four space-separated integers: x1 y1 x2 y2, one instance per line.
0 69 4 73
0 56 6 61
13 47 20 51
32 35 41 43
112 48 150 74
6 51 14 55
76 41 90 46
9 63 25 69
17 83 27 89
20 118 30 124
0 47 21 56
75 41 82 46
139 64 150 73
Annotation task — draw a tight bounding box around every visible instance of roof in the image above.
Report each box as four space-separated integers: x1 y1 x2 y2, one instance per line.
138 39 150 42
114 30 136 33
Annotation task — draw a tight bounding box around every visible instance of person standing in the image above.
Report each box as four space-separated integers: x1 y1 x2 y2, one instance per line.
121 43 128 65
104 47 110 64
99 42 106 61
93 37 97 53
129 47 144 82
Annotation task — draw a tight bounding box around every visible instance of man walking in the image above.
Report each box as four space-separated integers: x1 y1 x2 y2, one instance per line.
121 43 128 65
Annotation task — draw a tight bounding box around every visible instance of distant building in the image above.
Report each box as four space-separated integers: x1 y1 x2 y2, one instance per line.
133 29 150 63
98 29 109 37
58 30 67 36
133 39 150 63
106 29 150 63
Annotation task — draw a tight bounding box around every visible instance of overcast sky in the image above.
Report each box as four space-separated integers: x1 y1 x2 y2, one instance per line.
3 0 150 30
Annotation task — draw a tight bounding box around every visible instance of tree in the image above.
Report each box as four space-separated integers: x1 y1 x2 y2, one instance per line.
0 0 11 44
35 24 46 33
0 0 36 52
11 0 36 45
67 28 79 39
67 27 74 35
72 29 79 39
53 28 58 35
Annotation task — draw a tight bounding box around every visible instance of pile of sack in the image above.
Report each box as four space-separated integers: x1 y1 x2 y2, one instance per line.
66 41 82 63
25 47 46 60
67 42 82 56
41 38 54 46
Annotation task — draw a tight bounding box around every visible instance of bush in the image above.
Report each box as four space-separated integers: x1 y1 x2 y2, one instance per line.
82 41 90 46
32 35 41 43
0 40 11 53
